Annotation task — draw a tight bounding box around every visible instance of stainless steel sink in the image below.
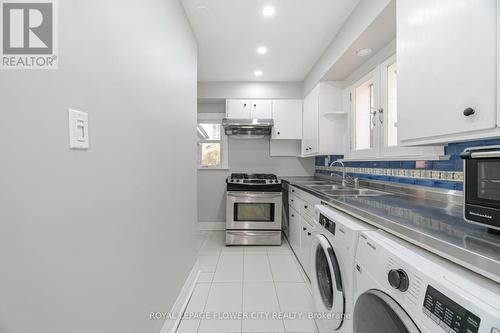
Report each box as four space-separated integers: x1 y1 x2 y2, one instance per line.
309 184 346 191
294 180 332 185
322 188 390 196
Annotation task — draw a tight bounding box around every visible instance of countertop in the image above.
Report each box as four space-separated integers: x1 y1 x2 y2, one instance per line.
280 176 500 284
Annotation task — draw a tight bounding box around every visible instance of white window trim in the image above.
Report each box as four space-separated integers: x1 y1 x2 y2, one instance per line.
345 54 444 161
348 68 380 160
197 113 229 170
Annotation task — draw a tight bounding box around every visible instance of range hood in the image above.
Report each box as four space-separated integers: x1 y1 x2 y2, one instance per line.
222 118 274 137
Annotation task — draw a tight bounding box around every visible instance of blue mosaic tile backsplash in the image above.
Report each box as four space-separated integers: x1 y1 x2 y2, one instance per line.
315 138 500 191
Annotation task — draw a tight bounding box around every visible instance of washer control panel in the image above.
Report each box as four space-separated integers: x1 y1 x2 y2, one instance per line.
318 213 336 235
423 285 480 333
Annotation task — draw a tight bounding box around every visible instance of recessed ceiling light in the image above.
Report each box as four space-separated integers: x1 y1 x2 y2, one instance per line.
262 6 275 17
257 46 268 55
254 70 263 77
356 48 373 57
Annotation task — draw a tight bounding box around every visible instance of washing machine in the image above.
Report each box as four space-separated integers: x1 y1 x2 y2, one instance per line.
309 204 374 333
353 230 500 333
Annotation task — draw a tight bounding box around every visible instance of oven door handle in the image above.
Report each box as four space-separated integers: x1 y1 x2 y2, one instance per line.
227 191 282 198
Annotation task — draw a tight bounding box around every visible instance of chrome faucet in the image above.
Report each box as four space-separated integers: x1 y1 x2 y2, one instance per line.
329 160 347 187
329 159 359 188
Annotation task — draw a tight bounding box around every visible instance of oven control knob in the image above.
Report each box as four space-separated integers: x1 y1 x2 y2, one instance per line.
388 269 409 292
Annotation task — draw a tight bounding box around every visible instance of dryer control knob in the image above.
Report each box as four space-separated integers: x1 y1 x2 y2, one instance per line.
388 269 409 292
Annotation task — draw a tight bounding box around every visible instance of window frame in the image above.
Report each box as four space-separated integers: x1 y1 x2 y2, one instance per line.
348 68 381 159
346 54 444 161
197 114 229 170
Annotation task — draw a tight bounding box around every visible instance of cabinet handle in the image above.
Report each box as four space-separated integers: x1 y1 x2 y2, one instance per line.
277 131 280 135
378 108 384 124
304 205 308 209
291 214 294 217
253 104 257 108
291 190 295 193
303 227 307 231
291 199 294 202
308 232 311 236
463 108 475 117
244 103 247 107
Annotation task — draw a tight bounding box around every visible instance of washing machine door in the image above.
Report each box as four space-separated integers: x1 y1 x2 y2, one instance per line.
310 234 345 331
353 290 420 333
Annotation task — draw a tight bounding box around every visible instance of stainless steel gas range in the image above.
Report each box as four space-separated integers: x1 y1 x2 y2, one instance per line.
225 173 282 245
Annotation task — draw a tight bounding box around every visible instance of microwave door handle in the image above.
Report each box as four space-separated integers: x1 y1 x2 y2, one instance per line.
462 151 500 159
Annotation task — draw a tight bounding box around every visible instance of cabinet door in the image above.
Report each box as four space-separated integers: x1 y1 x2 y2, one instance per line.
300 216 313 277
272 100 303 140
397 0 497 143
226 100 251 119
302 87 319 155
288 207 301 254
250 100 273 118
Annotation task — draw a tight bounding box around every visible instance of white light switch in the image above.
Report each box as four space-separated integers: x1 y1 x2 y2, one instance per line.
68 108 89 149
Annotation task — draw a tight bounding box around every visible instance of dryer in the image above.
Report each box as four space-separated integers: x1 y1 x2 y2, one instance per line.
353 230 500 333
310 204 374 333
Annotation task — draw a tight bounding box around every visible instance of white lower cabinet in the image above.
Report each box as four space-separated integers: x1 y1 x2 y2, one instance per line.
299 215 314 278
288 185 318 279
289 207 301 255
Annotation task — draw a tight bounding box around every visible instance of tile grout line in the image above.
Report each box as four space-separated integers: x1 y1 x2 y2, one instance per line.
267 250 287 333
197 232 223 333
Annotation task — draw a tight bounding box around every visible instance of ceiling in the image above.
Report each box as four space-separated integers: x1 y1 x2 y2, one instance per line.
182 0 360 82
322 1 396 81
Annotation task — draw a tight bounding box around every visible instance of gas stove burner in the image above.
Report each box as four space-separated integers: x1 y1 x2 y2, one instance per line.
230 173 278 180
227 173 281 188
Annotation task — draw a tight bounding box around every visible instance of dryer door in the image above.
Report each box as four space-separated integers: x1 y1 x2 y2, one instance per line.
310 234 345 331
353 290 420 333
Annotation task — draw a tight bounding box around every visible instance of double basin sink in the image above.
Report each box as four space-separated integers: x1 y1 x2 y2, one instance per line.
293 180 389 197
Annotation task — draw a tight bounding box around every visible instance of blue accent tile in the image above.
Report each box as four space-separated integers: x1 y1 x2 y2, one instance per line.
314 138 500 190
400 161 416 169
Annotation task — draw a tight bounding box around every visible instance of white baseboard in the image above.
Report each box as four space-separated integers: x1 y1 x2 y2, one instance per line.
198 222 225 231
160 260 200 333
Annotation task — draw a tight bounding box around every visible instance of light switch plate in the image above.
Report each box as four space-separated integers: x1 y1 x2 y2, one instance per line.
68 108 89 149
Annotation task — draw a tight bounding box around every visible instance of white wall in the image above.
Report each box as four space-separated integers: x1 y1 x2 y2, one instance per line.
198 82 304 102
0 1 198 333
197 104 314 224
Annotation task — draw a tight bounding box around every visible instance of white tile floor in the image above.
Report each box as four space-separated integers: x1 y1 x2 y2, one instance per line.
176 231 318 333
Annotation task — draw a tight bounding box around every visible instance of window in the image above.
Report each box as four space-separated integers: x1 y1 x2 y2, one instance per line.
197 117 228 169
386 62 398 147
349 69 380 159
354 79 375 150
198 123 221 167
347 54 444 160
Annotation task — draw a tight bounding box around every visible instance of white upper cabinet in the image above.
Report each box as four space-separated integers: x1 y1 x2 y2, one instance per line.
302 83 346 156
397 0 497 144
302 86 320 155
250 100 273 119
271 100 303 140
226 100 251 119
226 99 272 119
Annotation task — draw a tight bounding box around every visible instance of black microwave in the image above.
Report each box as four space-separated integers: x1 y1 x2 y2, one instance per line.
461 146 500 231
